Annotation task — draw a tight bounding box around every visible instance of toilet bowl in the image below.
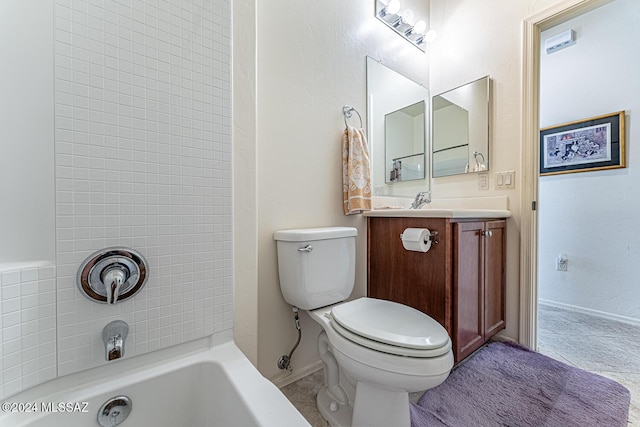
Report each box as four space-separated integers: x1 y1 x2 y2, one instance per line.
274 227 453 427
309 298 453 427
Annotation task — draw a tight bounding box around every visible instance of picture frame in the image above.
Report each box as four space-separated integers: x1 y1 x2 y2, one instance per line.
539 111 625 176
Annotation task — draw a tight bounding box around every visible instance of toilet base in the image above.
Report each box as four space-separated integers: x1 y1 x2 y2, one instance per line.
316 380 411 427
352 381 410 427
317 386 353 427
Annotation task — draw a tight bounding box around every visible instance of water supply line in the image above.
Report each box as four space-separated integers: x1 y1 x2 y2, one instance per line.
277 307 302 370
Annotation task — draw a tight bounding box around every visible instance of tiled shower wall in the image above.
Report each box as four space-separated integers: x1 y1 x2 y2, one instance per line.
1 265 57 399
54 0 232 376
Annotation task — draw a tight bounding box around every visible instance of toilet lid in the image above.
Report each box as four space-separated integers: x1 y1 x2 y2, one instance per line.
331 298 450 352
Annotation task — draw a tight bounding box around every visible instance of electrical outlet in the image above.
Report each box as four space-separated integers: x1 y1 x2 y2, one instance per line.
478 173 489 191
555 254 568 271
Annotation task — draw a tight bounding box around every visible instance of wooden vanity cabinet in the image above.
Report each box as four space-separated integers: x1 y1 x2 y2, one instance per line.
367 217 506 363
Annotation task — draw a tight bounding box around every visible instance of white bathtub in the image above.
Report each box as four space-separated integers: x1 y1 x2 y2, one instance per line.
0 334 309 427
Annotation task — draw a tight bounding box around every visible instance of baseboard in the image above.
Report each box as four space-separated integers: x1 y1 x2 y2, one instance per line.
271 360 323 389
490 335 520 345
539 299 640 327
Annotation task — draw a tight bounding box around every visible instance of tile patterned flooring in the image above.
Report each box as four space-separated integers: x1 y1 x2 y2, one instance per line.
281 304 639 426
537 304 640 425
280 369 328 427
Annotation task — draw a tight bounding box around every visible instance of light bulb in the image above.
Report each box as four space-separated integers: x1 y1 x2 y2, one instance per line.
400 9 415 25
413 20 426 35
386 0 401 15
425 29 438 43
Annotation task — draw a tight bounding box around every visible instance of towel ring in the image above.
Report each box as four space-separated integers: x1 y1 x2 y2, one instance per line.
343 105 363 129
473 151 485 164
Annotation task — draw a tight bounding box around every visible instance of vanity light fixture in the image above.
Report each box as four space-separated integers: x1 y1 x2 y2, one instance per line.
376 0 429 52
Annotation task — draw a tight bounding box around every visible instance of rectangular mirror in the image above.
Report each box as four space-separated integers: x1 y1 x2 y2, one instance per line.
366 57 430 197
432 76 490 177
385 101 426 183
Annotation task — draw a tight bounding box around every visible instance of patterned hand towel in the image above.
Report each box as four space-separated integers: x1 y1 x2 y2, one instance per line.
342 126 372 215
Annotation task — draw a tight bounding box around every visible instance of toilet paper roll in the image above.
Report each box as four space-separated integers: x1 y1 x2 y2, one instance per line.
401 228 432 253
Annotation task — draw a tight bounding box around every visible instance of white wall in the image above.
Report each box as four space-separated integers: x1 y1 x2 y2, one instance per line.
0 0 55 266
538 0 640 322
234 0 591 383
249 1 430 382
232 0 258 365
428 0 569 340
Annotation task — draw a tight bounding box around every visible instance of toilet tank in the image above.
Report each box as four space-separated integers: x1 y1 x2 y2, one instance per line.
274 227 357 310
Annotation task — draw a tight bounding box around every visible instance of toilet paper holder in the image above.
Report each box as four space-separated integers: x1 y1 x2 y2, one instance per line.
399 230 439 245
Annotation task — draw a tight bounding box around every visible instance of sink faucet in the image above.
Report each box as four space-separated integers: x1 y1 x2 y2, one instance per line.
410 191 431 209
102 320 129 361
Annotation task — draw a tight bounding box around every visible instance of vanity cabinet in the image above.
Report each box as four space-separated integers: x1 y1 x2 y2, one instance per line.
367 217 506 363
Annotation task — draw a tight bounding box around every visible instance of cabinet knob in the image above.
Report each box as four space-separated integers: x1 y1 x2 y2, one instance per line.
482 230 493 237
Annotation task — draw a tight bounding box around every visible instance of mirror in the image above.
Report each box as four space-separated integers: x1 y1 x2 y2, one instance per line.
385 101 426 183
366 57 430 197
432 76 490 177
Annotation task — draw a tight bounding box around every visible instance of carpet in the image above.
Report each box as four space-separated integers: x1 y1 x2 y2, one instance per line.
411 341 630 427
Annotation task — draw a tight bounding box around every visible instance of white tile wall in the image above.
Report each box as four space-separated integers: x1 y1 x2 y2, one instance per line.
54 0 232 376
0 266 57 400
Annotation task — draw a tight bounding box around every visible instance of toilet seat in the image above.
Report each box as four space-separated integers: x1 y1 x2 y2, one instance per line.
330 298 451 358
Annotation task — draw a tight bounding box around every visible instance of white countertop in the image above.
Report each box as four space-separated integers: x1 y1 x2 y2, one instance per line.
363 208 511 219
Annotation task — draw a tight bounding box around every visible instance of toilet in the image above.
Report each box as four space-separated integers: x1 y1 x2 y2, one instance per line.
274 226 453 427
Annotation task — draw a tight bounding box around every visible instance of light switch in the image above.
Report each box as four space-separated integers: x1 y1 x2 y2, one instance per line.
495 170 515 189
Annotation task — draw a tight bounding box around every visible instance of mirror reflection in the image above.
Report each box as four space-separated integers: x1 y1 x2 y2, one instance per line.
366 57 430 197
432 76 490 177
385 101 425 183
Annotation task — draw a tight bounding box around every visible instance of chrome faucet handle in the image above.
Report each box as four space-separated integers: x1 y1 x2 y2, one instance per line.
102 265 128 304
102 320 129 361
410 191 431 209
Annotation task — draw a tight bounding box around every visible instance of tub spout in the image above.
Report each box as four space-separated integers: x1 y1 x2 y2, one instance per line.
102 320 129 361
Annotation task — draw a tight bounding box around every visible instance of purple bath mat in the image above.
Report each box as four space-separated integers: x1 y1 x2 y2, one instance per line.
411 341 630 427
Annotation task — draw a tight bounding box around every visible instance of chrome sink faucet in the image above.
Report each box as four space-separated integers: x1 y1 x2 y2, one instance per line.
102 320 129 361
410 191 431 209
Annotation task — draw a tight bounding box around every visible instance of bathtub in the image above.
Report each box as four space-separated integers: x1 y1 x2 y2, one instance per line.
0 333 309 427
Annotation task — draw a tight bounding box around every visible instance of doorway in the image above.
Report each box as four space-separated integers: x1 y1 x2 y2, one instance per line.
537 0 640 356
519 0 616 351
522 0 639 421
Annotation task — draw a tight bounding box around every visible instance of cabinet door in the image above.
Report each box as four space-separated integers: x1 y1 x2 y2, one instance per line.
367 217 451 332
453 222 485 362
484 220 506 338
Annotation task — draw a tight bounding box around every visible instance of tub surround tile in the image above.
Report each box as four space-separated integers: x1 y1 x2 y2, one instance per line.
53 0 232 378
0 265 57 400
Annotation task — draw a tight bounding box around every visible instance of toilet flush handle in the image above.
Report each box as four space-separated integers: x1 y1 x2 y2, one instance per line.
297 245 313 252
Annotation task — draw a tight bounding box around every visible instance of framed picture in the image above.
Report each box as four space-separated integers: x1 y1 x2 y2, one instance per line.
540 111 625 176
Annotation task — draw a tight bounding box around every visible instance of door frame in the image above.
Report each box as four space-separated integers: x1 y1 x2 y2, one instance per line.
519 0 615 349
